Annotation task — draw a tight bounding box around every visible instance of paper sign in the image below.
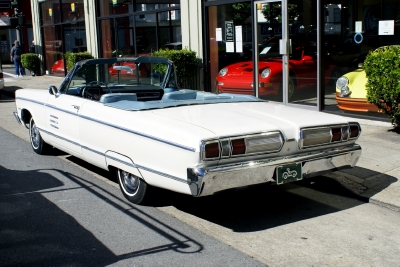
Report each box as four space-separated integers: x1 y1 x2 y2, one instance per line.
355 21 362 33
235 26 242 53
225 21 234 42
226 42 234 53
379 20 394 35
216 28 222 41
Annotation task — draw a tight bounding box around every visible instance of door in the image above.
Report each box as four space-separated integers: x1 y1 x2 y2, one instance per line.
254 0 318 108
254 0 287 103
45 94 86 156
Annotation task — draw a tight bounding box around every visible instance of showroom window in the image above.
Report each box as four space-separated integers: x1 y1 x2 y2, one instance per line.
97 1 181 59
322 0 400 118
40 0 86 76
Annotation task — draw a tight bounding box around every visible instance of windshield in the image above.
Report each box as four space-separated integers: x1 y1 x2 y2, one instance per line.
63 56 177 98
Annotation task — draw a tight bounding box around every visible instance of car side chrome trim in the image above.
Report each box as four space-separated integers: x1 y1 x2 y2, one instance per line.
135 164 188 184
16 97 46 106
16 96 196 152
39 127 80 147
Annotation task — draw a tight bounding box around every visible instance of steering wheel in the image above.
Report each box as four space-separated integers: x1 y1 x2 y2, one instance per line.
88 81 111 93
81 81 111 100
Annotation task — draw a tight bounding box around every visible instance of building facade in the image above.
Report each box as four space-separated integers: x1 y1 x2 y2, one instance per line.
0 0 33 63
30 0 400 114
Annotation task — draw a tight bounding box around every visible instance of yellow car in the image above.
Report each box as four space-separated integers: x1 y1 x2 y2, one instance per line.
335 66 379 112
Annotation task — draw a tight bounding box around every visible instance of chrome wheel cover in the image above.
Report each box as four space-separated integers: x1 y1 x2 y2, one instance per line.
30 121 40 149
120 170 140 194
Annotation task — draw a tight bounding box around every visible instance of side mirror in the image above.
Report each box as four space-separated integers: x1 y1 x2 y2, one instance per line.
48 85 57 95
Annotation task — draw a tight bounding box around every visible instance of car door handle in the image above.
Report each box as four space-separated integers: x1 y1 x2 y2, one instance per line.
72 105 80 111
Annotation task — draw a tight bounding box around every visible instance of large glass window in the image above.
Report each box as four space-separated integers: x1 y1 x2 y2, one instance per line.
323 0 400 118
61 0 85 23
40 0 61 26
98 1 181 59
98 0 132 17
208 3 253 93
43 25 63 76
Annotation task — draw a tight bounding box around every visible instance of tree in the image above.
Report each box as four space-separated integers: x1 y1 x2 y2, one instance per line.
232 3 251 25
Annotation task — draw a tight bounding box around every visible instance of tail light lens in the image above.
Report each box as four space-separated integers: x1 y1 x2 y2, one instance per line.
349 123 361 139
231 138 246 155
203 141 220 159
331 127 342 142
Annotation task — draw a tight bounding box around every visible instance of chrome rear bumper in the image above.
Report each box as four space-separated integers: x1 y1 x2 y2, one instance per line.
187 144 361 197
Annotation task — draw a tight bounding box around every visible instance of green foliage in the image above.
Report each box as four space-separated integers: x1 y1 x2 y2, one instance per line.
153 48 198 88
21 53 40 75
65 52 93 73
232 3 251 25
261 2 302 23
364 46 400 125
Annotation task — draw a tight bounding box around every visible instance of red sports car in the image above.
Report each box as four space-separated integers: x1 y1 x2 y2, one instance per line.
216 39 339 99
108 61 149 78
52 59 66 74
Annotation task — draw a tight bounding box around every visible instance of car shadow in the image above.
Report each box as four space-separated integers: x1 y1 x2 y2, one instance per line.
58 155 397 233
145 167 396 233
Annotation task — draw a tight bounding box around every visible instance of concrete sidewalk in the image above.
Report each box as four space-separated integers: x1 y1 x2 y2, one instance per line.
1 74 399 211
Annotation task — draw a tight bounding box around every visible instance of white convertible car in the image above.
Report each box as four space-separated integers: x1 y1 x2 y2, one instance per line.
14 56 362 204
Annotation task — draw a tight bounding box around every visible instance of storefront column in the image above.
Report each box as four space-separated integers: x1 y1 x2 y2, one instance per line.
84 0 98 57
180 0 203 58
30 0 44 75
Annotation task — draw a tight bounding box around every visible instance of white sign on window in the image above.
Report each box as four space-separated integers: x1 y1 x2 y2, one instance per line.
379 20 394 35
355 21 362 33
216 28 222 41
235 26 242 53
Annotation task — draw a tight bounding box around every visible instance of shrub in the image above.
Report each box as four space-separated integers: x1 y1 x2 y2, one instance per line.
65 52 93 73
364 46 400 126
153 48 198 88
21 53 40 75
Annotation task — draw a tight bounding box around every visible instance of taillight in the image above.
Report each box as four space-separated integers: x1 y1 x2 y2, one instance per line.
349 124 361 138
331 127 342 142
204 142 220 159
231 138 246 155
201 131 284 161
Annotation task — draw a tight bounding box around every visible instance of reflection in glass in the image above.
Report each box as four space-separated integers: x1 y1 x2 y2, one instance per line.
40 0 61 25
208 3 252 93
43 26 63 76
323 1 399 119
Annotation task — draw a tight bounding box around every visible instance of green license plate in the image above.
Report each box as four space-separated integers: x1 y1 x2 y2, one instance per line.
276 163 302 185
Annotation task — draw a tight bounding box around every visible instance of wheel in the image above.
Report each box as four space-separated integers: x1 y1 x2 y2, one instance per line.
29 118 50 155
117 169 148 204
277 75 296 101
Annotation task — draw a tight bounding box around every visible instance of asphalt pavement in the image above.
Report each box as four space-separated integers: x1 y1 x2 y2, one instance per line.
1 71 399 212
0 69 400 266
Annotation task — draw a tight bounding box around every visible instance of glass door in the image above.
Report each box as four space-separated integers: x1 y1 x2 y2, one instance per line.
254 0 287 103
254 0 318 108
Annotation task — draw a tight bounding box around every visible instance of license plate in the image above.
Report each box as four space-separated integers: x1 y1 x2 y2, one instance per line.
276 163 302 185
